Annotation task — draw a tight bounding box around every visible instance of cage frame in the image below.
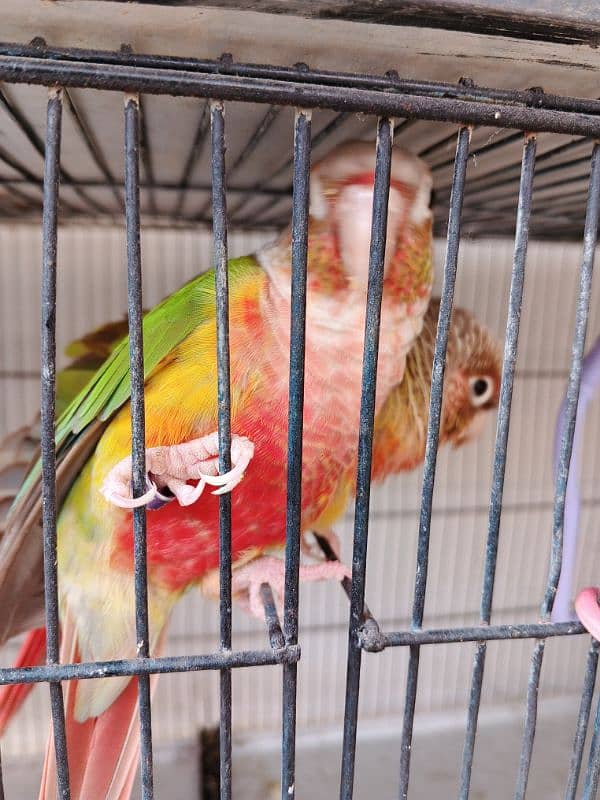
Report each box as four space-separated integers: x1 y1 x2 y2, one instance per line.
0 38 597 800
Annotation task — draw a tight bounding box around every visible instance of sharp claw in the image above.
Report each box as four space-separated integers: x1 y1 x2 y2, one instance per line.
101 434 254 510
169 478 206 507
199 468 243 487
200 461 249 492
211 474 245 496
101 481 157 509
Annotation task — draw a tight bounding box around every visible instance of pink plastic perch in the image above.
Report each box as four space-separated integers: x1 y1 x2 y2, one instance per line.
552 334 600 625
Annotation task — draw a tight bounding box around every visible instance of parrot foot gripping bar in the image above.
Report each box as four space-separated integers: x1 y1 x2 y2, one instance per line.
100 432 255 509
313 533 386 653
233 554 351 620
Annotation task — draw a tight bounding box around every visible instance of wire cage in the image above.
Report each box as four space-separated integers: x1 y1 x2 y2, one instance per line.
0 3 600 799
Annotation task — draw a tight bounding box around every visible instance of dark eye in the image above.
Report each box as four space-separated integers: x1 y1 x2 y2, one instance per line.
469 376 494 407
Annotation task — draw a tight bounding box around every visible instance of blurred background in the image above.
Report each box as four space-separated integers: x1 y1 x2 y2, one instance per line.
1 227 599 798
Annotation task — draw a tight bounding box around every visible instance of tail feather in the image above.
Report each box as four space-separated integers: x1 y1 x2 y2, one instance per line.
0 423 41 538
38 612 95 800
79 679 146 799
40 613 163 800
0 627 46 736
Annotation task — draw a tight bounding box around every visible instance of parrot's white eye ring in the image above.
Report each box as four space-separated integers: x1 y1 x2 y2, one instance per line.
469 375 494 407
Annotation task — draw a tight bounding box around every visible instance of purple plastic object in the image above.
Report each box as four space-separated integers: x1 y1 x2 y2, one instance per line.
145 477 175 511
552 334 600 623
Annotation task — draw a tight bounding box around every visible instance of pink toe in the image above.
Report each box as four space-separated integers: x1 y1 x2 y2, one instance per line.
575 587 600 639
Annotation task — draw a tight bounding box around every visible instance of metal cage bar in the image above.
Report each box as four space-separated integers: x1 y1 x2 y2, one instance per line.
0 83 108 216
4 52 600 138
3 41 600 117
0 647 300 687
0 41 599 800
565 639 600 799
398 125 471 800
514 142 600 800
582 687 600 799
281 108 311 800
63 87 124 213
458 132 537 800
194 103 281 221
0 137 82 216
40 86 71 800
440 136 588 196
228 110 349 226
340 116 394 800
210 99 234 800
124 93 154 800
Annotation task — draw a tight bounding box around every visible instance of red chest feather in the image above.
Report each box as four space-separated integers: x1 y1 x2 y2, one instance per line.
111 404 346 591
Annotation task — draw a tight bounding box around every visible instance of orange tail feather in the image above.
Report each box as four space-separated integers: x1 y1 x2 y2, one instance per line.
0 627 46 736
40 614 162 800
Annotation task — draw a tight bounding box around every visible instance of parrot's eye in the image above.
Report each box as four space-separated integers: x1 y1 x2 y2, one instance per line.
469 376 494 407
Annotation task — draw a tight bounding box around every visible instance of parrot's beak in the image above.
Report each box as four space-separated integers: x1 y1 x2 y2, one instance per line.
334 182 406 283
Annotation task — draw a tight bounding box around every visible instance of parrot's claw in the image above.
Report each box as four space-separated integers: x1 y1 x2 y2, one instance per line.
101 477 159 510
231 554 351 620
100 432 255 509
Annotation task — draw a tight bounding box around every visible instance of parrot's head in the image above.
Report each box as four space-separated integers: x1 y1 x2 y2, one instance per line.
438 303 502 448
306 140 433 293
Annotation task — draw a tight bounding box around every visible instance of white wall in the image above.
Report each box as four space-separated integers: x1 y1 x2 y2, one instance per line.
1 225 599 795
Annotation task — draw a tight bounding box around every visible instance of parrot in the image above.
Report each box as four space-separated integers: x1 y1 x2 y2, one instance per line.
0 302 502 791
0 140 438 799
0 297 501 619
0 319 131 535
305 296 501 558
0 315 501 793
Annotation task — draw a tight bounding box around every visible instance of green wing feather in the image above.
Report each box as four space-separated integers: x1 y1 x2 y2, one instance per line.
16 255 260 501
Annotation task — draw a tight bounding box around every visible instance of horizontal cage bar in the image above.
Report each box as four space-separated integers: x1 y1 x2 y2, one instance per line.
0 53 599 137
1 41 600 116
0 647 301 686
363 621 587 650
0 32 598 800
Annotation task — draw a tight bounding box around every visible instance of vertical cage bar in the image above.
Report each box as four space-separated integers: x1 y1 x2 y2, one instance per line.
41 86 71 800
0 85 107 215
459 133 537 800
281 109 311 800
565 640 600 800
514 639 544 800
515 142 600 800
63 88 124 212
210 100 234 800
582 688 600 800
398 125 471 800
543 145 600 620
194 104 281 221
339 116 394 800
124 94 154 800
230 111 347 225
0 745 4 800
